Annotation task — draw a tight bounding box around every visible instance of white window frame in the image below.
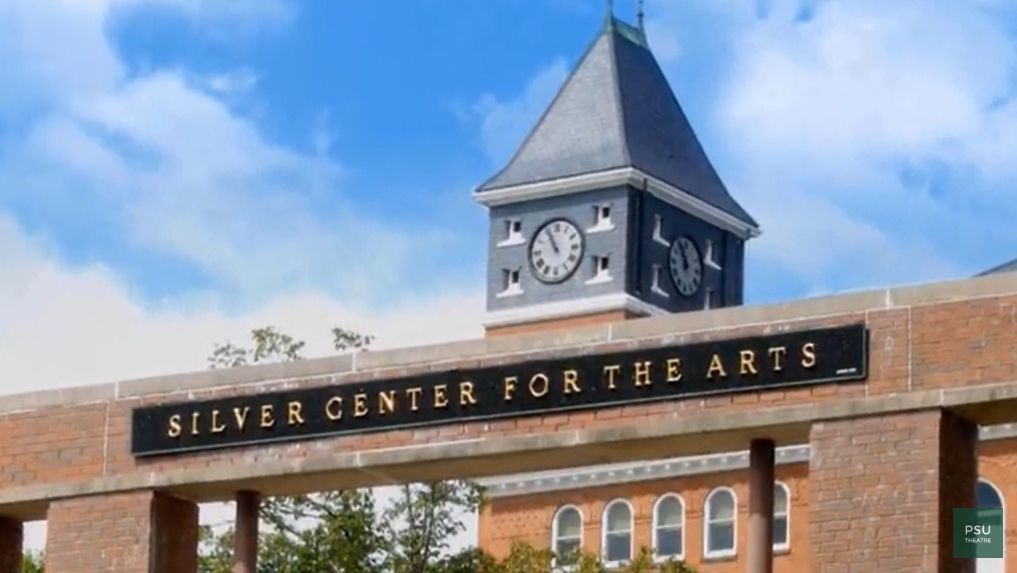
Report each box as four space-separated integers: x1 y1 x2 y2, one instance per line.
704 238 722 269
551 505 584 569
651 264 669 297
589 203 614 233
497 268 523 298
652 214 669 246
586 255 612 285
703 487 738 559
651 493 685 562
497 218 525 247
774 482 790 552
600 499 634 567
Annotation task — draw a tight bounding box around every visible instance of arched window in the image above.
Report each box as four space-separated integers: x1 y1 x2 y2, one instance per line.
652 494 685 560
978 479 1004 509
774 482 790 551
704 487 737 558
551 505 583 566
601 499 633 565
976 479 1004 573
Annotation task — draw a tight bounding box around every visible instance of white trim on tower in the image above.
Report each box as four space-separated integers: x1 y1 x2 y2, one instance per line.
472 166 761 240
483 293 667 329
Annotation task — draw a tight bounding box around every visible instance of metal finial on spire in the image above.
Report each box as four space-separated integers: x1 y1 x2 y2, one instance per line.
636 0 645 31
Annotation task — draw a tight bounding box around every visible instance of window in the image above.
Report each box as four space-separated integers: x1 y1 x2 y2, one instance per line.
498 219 524 246
601 500 633 565
552 506 583 566
704 488 737 558
651 264 669 297
652 494 684 560
587 255 611 284
652 214 668 245
595 204 611 224
704 239 721 269
774 483 790 551
497 268 522 297
704 288 716 310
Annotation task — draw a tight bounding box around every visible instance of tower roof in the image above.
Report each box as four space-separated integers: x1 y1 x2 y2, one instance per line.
475 17 757 229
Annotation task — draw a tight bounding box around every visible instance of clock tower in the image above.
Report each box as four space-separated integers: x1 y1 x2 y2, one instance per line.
473 13 759 337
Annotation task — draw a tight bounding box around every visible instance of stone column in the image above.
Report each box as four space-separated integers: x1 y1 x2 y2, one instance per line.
233 490 260 573
746 438 775 573
46 491 198 572
809 409 977 572
0 517 23 573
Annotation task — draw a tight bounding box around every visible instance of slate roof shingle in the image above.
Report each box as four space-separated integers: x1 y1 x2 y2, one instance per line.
476 17 757 228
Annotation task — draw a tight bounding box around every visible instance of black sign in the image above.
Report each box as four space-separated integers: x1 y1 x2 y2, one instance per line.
131 324 868 457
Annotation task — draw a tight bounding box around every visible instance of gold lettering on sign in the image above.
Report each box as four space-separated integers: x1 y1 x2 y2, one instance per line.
603 364 621 390
260 405 275 428
801 342 817 369
379 391 396 415
434 385 449 409
739 350 758 376
459 381 478 406
325 396 343 421
233 406 250 430
191 412 201 436
633 361 652 387
210 410 227 434
563 369 582 395
167 414 182 438
503 377 518 402
287 401 305 426
406 387 423 411
529 373 549 398
354 394 369 417
768 347 787 371
706 354 727 379
666 358 682 383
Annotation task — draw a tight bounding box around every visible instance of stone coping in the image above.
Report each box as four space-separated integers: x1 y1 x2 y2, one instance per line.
1 272 1016 414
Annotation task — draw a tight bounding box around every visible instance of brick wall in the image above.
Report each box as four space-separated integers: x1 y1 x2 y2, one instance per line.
45 491 197 573
0 276 1014 567
4 291 1017 498
0 517 21 573
480 433 1017 571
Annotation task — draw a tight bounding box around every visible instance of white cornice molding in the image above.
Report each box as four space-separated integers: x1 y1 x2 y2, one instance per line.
483 293 666 329
472 167 761 240
477 423 1017 498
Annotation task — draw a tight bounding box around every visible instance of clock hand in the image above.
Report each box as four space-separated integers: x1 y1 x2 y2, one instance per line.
546 230 560 255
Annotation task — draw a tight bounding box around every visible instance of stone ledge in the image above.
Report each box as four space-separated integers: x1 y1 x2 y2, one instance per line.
0 272 1015 414
2 379 1017 516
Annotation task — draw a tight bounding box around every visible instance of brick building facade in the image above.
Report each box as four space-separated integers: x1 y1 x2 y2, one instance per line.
477 421 1016 571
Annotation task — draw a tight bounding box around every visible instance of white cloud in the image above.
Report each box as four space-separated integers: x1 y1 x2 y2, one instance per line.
0 0 484 554
471 58 569 166
2 207 485 551
638 0 1017 294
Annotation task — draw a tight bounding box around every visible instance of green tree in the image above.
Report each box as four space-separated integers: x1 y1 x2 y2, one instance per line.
20 551 43 573
199 325 486 573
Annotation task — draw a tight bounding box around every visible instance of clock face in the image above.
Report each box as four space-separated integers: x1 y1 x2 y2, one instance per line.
669 236 703 297
529 218 584 284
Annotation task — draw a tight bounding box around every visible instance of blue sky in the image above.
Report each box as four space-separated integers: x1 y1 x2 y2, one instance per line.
3 0 1017 392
